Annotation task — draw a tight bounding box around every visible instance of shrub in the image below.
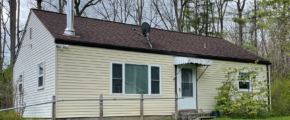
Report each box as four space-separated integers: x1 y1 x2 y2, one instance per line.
0 111 26 120
214 61 269 119
270 75 290 116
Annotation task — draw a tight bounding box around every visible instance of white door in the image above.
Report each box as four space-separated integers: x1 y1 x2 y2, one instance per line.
177 65 197 110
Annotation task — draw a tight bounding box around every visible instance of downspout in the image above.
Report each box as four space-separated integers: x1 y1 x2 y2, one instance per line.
266 65 270 105
175 65 177 94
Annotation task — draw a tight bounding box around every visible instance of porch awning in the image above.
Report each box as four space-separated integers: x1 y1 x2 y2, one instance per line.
173 57 212 66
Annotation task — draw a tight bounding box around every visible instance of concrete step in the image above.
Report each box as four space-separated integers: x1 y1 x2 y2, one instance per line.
172 112 214 120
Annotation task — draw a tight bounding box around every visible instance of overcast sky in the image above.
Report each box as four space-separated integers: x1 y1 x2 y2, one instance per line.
1 0 256 63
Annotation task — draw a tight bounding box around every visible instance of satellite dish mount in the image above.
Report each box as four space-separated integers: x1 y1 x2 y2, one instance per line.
133 22 153 49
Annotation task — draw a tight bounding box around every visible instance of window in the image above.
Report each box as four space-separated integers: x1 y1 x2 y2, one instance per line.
238 72 251 91
112 64 122 93
151 66 160 94
18 73 23 93
111 63 161 95
38 62 44 89
181 68 193 97
30 28 32 39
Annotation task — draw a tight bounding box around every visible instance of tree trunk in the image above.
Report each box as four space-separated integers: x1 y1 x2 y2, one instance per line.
17 0 20 45
254 0 257 54
10 0 16 81
59 0 63 13
0 0 3 73
195 0 198 34
173 0 180 32
237 11 243 46
206 0 208 36
37 0 43 10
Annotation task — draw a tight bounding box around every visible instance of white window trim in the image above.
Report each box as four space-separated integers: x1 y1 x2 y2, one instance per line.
18 72 24 93
110 62 162 95
37 62 45 90
237 71 252 91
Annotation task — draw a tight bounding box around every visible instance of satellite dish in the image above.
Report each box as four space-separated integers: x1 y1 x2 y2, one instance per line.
141 22 150 37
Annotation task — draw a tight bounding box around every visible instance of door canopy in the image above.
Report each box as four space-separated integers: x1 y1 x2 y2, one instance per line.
173 57 212 66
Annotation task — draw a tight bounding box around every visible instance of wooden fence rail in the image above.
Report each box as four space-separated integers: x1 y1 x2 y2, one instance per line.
50 94 180 120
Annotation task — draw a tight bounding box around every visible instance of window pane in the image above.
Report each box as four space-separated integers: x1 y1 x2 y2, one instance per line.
151 67 159 80
113 79 122 93
19 84 22 92
151 81 159 94
19 75 22 82
39 66 43 75
182 68 193 97
38 76 43 87
182 83 193 96
125 64 148 94
239 81 249 89
113 64 122 78
182 68 192 83
239 72 249 80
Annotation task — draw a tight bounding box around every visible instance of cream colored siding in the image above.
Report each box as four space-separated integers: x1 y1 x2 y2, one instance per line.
56 45 175 118
13 12 56 118
56 44 268 118
197 60 267 112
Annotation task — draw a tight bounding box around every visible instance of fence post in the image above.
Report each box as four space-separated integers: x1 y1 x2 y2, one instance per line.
52 96 55 120
99 94 103 120
175 94 178 120
140 94 143 120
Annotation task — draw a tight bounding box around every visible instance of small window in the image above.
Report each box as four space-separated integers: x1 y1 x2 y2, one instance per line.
38 62 44 89
238 72 251 91
30 28 32 39
112 64 122 93
151 66 160 94
18 73 23 93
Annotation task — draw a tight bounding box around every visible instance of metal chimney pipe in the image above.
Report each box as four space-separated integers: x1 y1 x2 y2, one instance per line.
64 0 75 35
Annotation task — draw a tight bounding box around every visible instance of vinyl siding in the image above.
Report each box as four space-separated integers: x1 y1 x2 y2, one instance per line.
56 45 268 118
56 45 175 118
13 12 56 118
196 60 268 112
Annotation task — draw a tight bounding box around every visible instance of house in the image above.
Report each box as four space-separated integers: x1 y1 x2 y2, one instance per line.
13 2 270 119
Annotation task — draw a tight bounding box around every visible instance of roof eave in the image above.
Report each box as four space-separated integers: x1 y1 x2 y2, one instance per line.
55 38 271 65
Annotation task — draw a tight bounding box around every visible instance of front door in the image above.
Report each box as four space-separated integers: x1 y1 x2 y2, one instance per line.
177 65 197 110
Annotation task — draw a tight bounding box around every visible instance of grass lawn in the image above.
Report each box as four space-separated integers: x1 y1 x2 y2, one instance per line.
215 116 290 120
161 116 290 120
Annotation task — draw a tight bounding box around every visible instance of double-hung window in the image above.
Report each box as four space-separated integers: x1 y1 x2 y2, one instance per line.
238 71 251 91
38 62 44 89
111 63 161 95
18 73 23 93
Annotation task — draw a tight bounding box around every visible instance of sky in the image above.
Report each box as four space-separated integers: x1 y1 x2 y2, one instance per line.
1 0 257 63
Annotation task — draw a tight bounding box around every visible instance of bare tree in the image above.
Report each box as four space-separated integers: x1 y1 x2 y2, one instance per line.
74 0 102 16
136 0 144 25
17 0 20 45
59 0 67 13
215 0 229 37
235 0 246 46
37 0 43 9
173 0 188 32
152 0 175 30
10 0 16 65
0 0 3 73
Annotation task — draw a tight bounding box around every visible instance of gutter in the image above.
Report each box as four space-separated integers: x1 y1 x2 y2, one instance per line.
55 38 272 65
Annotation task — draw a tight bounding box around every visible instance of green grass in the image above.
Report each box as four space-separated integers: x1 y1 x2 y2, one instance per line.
160 116 290 120
215 116 290 120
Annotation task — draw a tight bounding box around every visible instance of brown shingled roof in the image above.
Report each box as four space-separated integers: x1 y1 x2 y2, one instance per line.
32 9 270 64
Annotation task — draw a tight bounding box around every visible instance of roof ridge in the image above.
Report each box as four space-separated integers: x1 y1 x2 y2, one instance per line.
31 9 224 40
